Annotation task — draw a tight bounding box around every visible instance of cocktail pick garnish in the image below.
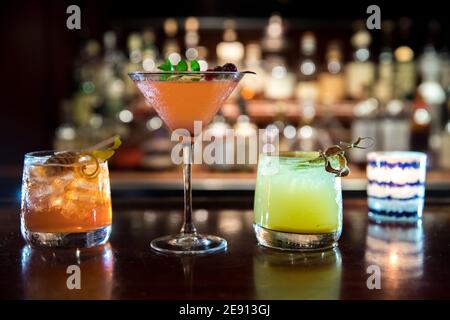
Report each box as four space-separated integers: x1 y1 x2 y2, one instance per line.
44 151 79 176
45 136 122 179
311 137 374 177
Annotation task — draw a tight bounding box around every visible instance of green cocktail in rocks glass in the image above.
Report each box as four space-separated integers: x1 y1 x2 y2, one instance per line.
254 138 372 250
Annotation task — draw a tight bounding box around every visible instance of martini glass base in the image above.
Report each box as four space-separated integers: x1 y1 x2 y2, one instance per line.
150 233 227 255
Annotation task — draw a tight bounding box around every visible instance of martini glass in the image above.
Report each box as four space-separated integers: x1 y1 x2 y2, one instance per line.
129 71 247 255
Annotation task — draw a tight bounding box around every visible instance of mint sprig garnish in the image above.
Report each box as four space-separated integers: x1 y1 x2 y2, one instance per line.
158 58 201 72
190 60 200 71
176 60 188 71
157 58 203 81
158 58 174 71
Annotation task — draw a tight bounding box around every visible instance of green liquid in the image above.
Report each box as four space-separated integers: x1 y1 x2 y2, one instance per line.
254 153 342 234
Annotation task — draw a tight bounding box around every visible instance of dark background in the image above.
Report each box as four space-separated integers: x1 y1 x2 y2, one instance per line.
0 0 448 165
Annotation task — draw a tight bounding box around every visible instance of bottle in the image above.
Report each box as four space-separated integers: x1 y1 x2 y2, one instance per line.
142 28 158 72
54 100 79 151
233 115 258 171
410 92 431 153
380 99 410 151
163 18 180 56
123 33 143 99
345 23 375 100
268 102 290 151
98 31 126 122
141 116 174 170
440 101 450 169
440 47 450 91
394 18 416 100
318 41 345 106
261 14 294 100
239 42 266 101
261 13 287 54
203 115 234 172
263 56 295 100
417 21 447 155
240 43 266 101
349 98 379 164
184 16 200 50
185 16 206 66
295 32 320 105
216 19 245 67
73 72 99 128
373 20 395 104
103 30 125 69
287 121 333 152
294 32 335 151
73 39 102 89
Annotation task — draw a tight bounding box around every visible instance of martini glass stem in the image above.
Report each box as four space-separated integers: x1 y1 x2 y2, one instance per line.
180 141 197 235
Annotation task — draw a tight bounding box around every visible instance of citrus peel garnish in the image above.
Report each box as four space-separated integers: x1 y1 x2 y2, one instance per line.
76 135 122 179
311 137 374 177
76 153 100 179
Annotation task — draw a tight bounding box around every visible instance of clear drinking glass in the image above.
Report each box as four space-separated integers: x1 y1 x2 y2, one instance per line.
367 151 427 221
254 152 343 250
21 151 112 248
128 71 248 255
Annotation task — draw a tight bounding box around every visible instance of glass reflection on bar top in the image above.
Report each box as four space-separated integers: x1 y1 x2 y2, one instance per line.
21 244 114 299
0 200 447 299
137 208 253 237
253 247 342 300
365 220 424 291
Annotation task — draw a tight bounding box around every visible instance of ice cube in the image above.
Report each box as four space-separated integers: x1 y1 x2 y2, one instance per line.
51 175 74 192
49 196 64 209
65 188 97 203
28 166 49 183
62 197 95 219
72 178 99 192
27 181 55 200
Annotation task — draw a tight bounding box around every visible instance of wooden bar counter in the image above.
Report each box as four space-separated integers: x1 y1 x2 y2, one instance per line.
1 197 450 299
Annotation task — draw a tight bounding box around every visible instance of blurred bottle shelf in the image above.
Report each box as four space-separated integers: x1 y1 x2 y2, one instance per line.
1 165 449 201
109 165 450 193
222 100 354 124
51 14 450 181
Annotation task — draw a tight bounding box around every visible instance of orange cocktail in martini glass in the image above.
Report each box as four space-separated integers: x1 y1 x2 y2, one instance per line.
129 70 250 255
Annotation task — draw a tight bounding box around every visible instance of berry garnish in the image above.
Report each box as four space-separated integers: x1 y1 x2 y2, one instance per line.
222 63 238 72
157 58 254 81
205 67 223 81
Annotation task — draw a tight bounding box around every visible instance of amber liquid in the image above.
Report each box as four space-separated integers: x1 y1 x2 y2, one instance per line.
21 162 112 233
134 80 238 134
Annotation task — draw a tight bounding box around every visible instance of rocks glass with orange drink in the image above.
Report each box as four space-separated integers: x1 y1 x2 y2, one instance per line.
20 137 120 248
